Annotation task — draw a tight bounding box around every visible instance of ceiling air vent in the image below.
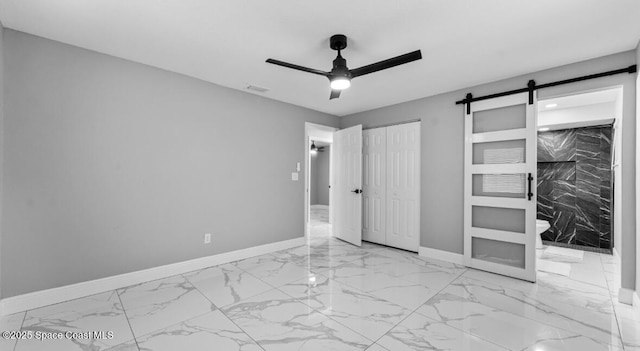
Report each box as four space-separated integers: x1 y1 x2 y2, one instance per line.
246 84 269 93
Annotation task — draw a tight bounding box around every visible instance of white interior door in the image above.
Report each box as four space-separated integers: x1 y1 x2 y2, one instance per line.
333 125 363 246
385 122 421 252
362 128 386 245
464 93 537 282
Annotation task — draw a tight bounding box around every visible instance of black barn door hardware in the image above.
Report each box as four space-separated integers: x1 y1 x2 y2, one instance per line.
527 173 534 201
457 65 637 114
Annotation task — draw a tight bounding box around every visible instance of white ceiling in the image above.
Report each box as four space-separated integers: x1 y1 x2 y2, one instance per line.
537 87 621 131
1 0 639 116
538 88 621 112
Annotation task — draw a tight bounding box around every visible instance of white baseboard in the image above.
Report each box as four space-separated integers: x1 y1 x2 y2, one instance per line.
419 246 464 265
618 287 635 305
0 237 305 316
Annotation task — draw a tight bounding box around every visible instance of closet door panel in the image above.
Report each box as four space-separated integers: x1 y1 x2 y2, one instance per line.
386 122 421 252
362 128 386 244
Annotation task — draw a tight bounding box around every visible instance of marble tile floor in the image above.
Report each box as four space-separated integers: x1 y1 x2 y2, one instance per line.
309 205 332 238
2 238 638 351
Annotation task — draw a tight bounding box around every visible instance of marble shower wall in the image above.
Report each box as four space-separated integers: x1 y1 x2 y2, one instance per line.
537 126 612 249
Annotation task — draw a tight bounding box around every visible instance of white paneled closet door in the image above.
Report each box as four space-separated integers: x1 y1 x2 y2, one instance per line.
385 122 421 252
362 128 386 245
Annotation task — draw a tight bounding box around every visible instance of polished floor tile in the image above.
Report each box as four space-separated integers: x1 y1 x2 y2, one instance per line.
134 310 261 351
322 262 441 310
618 315 640 350
377 312 507 351
234 253 324 287
445 275 622 344
117 275 215 337
463 269 613 315
365 343 388 351
416 292 624 350
0 312 25 351
278 274 411 341
8 227 635 351
222 289 372 350
16 292 133 351
184 263 273 308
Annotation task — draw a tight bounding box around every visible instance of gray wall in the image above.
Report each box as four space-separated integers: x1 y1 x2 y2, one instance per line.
340 51 637 289
636 39 640 296
316 146 330 206
309 146 330 206
1 30 339 298
0 21 5 300
310 154 319 205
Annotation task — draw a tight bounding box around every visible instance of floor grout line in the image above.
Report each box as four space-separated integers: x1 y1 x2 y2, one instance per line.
600 252 628 350
272 280 378 347
9 311 27 351
116 289 142 351
362 266 522 351
287 233 481 349
195 283 267 351
441 272 623 347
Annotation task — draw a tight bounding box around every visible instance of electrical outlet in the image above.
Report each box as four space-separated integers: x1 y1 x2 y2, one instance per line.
204 233 211 244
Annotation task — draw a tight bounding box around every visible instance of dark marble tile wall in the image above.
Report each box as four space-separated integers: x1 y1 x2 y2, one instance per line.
537 126 612 249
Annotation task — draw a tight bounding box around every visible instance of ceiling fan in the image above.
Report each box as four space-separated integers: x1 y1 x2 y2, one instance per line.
266 34 422 100
310 141 325 153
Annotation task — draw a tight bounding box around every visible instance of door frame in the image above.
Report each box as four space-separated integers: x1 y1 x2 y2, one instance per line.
304 122 338 240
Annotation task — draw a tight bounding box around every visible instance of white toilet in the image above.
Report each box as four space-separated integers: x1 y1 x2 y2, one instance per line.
536 219 551 249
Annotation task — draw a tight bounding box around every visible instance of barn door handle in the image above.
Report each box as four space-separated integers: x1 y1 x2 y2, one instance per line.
527 173 533 201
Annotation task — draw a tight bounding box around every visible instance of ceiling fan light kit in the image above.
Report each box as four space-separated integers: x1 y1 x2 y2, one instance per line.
266 34 422 100
310 141 325 153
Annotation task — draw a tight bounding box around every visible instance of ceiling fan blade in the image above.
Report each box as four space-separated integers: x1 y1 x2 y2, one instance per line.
350 50 422 78
266 59 328 76
329 89 341 99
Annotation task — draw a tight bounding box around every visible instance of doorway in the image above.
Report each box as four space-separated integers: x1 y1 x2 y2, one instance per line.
534 87 622 285
304 123 337 240
309 139 332 238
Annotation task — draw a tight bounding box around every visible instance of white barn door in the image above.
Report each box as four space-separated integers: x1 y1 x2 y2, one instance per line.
464 93 537 282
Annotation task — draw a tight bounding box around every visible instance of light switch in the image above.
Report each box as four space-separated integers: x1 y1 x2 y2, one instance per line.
291 172 299 181
296 162 301 171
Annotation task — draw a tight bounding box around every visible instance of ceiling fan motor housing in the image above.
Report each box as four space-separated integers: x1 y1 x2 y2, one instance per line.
330 34 347 51
329 35 351 80
331 55 351 78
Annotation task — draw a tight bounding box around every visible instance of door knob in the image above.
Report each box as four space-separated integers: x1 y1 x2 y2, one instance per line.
351 189 363 194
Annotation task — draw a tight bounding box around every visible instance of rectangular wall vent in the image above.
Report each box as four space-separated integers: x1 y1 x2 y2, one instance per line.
246 85 269 93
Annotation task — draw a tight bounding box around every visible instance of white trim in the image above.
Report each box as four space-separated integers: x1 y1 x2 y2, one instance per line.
0 237 305 316
469 196 528 209
470 164 528 174
419 246 464 265
472 128 526 143
618 287 634 305
634 292 640 312
470 228 526 244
